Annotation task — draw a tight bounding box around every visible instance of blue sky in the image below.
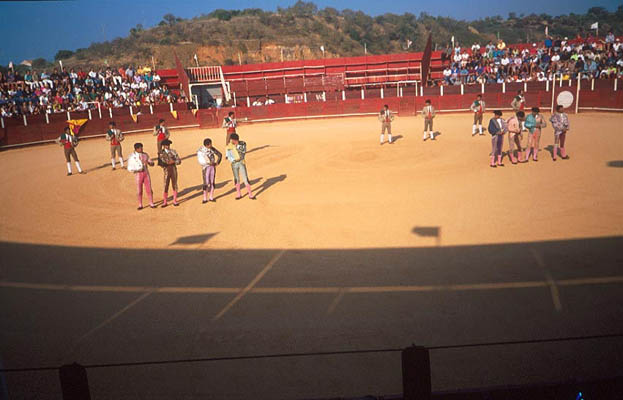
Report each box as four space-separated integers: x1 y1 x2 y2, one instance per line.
0 0 619 65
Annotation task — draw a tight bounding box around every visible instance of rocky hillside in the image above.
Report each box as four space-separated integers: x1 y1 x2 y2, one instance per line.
31 2 623 70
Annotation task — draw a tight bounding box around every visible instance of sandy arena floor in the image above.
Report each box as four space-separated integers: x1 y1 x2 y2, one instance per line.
0 112 622 250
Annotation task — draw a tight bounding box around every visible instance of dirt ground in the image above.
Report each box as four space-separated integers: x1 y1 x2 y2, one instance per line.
2 112 623 399
1 112 621 250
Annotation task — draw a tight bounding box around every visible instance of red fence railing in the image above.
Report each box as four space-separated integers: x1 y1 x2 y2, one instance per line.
2 79 621 148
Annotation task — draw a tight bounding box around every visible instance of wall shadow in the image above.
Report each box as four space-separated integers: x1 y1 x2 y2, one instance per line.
1 236 622 400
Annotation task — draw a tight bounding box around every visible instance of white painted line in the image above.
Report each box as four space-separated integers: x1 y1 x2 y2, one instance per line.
212 250 286 321
531 249 562 312
2 275 622 296
327 289 346 315
64 291 152 359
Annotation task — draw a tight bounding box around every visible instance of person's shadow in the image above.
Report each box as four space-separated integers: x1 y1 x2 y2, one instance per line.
178 180 231 204
544 145 555 158
214 177 263 200
391 135 404 143
247 145 272 154
254 174 287 198
85 163 114 173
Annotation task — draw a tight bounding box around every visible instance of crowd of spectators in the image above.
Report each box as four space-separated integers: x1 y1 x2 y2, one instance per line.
437 32 623 86
0 66 187 118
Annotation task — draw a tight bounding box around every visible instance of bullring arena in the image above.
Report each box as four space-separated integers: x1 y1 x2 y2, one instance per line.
2 111 623 399
1 112 623 249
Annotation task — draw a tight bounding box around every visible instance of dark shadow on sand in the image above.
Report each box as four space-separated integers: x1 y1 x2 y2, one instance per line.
214 177 262 200
254 174 287 198
247 145 272 154
169 233 218 246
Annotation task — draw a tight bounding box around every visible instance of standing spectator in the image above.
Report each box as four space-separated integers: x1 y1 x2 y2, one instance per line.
470 94 485 136
379 104 393 145
524 107 546 162
550 105 570 161
158 139 181 207
106 121 125 170
488 110 506 168
421 99 436 141
153 118 169 153
128 142 155 210
56 127 84 175
197 138 222 203
226 133 256 200
506 111 526 164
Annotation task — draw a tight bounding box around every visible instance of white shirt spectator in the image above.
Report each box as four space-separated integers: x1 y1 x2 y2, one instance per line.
443 67 452 78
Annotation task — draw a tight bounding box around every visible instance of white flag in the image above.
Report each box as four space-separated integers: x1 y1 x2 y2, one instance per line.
59 60 63 71
407 40 413 49
320 45 325 52
591 22 598 30
545 26 548 36
8 61 13 70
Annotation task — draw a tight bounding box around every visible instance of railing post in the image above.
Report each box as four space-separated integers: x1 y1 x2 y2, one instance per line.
98 103 102 119
524 82 527 93
440 85 443 96
59 363 91 400
575 78 581 114
546 79 549 92
460 84 464 95
66 111 71 121
361 88 364 100
402 346 431 400
108 108 113 119
23 115 27 127
342 90 346 101
481 82 485 94
45 112 50 124
150 105 153 114
502 82 506 93
380 87 384 99
1 117 4 129
615 78 618 92
304 92 308 103
591 78 595 91
88 109 92 120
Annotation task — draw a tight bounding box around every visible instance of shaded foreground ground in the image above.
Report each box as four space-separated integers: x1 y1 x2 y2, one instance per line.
1 113 622 398
1 237 623 399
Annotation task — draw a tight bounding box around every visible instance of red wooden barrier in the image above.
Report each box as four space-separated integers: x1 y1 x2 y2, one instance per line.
2 80 620 148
